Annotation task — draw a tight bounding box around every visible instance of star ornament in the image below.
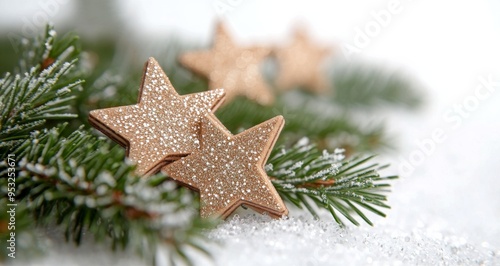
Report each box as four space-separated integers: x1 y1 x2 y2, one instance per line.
162 113 288 219
89 58 225 176
275 28 333 93
179 22 274 106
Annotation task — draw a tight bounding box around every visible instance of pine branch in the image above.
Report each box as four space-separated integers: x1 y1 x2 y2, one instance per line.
267 138 397 226
0 25 83 154
0 124 214 264
215 97 390 153
17 24 81 75
331 61 423 109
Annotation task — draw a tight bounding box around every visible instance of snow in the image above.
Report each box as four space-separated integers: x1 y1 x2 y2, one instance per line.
203 214 498 266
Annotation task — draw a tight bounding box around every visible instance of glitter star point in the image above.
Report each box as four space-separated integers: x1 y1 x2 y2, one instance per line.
89 57 225 176
179 22 274 106
275 28 333 93
162 114 288 219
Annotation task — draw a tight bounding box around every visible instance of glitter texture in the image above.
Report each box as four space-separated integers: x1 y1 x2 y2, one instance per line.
179 22 274 106
274 28 332 93
89 58 225 175
162 114 288 219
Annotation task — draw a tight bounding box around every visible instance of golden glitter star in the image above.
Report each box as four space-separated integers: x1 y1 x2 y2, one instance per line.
275 28 333 93
162 113 288 219
89 58 225 176
179 22 274 106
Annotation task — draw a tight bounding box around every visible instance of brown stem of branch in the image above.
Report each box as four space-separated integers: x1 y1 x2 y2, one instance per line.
270 176 335 188
297 179 335 188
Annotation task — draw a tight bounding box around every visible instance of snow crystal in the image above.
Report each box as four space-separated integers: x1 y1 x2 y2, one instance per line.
97 172 117 187
48 29 57 37
96 184 108 195
296 137 310 147
73 195 85 206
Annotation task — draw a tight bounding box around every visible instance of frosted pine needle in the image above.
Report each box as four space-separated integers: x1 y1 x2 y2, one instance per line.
268 140 397 226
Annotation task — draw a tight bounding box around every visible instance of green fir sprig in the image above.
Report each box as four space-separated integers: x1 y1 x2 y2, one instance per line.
216 97 389 152
0 25 82 154
7 124 213 265
268 139 397 226
332 61 422 109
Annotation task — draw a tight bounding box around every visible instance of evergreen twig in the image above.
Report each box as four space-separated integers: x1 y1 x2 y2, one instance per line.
0 25 83 154
268 138 397 226
332 62 422 109
216 97 389 152
1 125 215 264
